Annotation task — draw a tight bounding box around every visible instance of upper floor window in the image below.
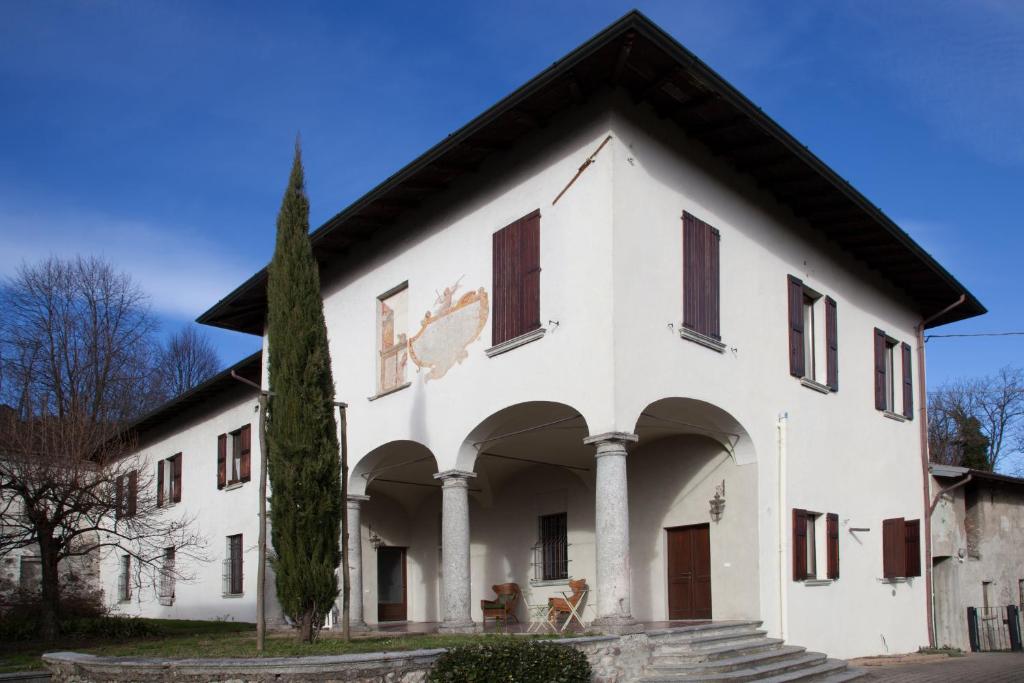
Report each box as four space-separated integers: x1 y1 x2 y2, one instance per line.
492 210 541 347
114 470 138 519
873 329 912 419
787 276 838 391
681 212 722 350
217 425 251 489
377 283 409 394
157 453 182 507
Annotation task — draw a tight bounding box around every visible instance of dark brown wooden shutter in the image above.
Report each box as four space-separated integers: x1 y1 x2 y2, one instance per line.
682 212 721 340
792 508 807 581
240 425 251 482
492 210 541 346
787 275 805 377
127 470 138 517
874 328 887 411
825 297 838 391
115 474 124 519
826 512 839 580
172 454 182 503
156 461 164 508
217 434 227 489
905 519 921 577
882 517 906 578
901 342 913 419
520 210 541 333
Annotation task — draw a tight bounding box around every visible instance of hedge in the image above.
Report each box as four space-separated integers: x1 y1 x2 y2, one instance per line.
429 638 591 682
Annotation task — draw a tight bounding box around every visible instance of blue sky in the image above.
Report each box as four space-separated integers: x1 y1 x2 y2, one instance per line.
1 1 1021 388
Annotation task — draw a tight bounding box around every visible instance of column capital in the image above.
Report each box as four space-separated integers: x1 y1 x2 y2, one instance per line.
433 469 477 484
347 494 370 507
583 432 639 448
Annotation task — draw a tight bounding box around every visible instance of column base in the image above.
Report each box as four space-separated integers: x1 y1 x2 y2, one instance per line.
591 615 643 635
438 620 478 634
347 619 371 633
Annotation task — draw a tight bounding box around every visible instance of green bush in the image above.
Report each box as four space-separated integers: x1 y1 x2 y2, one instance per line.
429 638 591 683
0 614 163 641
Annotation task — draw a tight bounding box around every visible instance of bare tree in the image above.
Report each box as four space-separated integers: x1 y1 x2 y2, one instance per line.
0 256 207 639
155 325 220 399
929 366 1024 473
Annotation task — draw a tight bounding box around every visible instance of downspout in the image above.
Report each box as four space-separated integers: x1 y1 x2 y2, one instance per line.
917 294 966 649
777 411 789 641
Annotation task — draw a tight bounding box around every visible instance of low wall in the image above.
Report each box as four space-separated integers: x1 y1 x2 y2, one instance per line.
43 633 654 683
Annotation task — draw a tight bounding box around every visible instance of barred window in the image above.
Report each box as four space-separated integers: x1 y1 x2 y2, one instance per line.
535 512 568 581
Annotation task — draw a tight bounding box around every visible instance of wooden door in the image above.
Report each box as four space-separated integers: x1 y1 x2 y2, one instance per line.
667 524 712 619
377 547 407 622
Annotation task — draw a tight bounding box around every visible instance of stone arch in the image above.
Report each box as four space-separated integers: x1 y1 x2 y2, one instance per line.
349 439 439 498
632 397 756 465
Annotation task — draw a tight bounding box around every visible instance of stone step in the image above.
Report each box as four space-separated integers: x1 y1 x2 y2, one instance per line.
752 659 863 683
657 628 770 651
638 651 828 682
648 645 807 674
654 637 786 664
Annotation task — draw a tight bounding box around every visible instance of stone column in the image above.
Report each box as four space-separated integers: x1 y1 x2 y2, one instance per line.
346 495 370 631
584 431 639 632
434 469 476 632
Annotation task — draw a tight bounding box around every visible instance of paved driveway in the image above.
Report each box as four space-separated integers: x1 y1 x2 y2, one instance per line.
862 652 1022 682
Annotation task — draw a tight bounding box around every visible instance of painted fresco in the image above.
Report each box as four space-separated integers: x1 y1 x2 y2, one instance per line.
408 281 489 381
378 287 409 393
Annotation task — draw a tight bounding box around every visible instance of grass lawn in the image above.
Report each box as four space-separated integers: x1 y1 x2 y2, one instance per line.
0 619 563 673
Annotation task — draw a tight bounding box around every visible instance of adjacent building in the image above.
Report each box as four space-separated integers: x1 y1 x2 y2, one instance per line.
103 12 984 659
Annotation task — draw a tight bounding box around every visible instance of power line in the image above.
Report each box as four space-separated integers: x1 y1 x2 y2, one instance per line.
925 332 1024 341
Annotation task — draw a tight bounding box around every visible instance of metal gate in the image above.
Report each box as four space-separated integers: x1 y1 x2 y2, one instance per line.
967 605 1023 652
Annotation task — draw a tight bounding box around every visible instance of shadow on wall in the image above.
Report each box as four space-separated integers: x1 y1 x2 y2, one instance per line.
628 433 759 622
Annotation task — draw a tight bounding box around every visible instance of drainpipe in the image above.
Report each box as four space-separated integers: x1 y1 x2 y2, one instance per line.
917 294 966 649
777 411 789 642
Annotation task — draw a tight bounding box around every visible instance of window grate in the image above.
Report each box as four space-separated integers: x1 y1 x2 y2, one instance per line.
532 513 568 581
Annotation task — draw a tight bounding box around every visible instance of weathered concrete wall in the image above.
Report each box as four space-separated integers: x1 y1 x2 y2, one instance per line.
930 476 1024 650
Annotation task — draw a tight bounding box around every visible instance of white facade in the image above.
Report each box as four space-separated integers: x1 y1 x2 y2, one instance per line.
103 388 281 624
108 15 984 661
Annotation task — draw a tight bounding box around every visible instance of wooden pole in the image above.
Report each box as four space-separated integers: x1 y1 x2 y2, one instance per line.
338 403 351 642
256 392 269 655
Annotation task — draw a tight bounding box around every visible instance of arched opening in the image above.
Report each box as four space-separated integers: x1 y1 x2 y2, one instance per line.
628 397 759 623
349 441 442 625
458 402 593 626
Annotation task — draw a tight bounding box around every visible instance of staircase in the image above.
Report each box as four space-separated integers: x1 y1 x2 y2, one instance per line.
636 621 865 682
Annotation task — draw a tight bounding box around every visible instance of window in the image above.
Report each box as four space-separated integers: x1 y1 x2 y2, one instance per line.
983 580 992 609
18 556 41 592
376 283 409 394
217 426 251 489
224 534 243 595
115 470 138 519
535 512 568 581
159 547 175 606
492 210 541 346
793 509 840 581
787 275 838 390
118 554 131 602
682 212 721 348
874 328 912 418
882 517 921 578
157 453 182 507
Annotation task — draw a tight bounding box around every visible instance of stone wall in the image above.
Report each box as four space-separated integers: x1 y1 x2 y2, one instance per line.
43 634 656 683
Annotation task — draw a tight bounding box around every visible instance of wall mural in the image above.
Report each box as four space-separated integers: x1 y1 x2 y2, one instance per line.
408 280 489 381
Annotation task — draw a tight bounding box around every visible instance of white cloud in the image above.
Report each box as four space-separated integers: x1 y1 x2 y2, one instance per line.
0 202 253 320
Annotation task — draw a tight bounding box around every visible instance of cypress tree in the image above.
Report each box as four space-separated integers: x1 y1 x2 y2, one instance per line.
266 143 342 642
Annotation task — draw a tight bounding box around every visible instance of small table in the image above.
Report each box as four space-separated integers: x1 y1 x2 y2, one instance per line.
526 602 556 633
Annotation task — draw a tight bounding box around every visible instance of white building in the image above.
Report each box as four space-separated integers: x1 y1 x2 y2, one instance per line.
107 12 984 659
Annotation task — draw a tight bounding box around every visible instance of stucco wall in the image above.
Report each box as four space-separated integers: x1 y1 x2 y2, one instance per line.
931 477 1024 650
101 393 281 624
606 98 929 658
